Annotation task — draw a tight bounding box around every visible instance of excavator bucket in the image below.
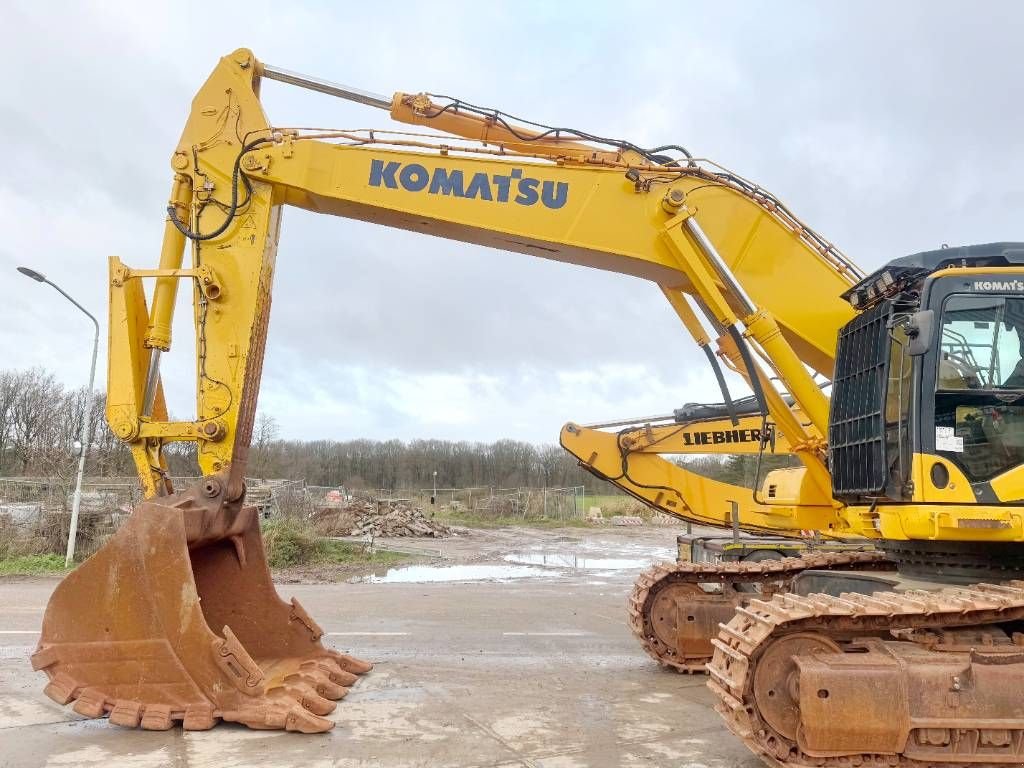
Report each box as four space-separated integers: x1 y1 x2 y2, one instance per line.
31 480 371 732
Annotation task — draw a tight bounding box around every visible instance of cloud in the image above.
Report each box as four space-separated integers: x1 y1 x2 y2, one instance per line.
255 354 729 442
3 1 1023 443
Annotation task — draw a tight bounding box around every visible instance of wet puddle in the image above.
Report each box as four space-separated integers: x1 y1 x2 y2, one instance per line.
503 537 675 572
363 564 558 584
502 553 651 570
359 540 675 584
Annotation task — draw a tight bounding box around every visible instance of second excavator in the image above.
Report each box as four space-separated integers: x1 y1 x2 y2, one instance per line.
562 398 886 674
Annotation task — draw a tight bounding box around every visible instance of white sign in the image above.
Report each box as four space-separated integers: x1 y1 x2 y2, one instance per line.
936 426 964 453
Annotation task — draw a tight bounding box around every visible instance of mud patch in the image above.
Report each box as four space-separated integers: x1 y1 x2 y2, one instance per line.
43 743 174 768
0 696 70 729
332 696 455 743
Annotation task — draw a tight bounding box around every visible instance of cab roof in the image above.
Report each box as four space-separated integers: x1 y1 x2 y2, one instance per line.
842 242 1024 310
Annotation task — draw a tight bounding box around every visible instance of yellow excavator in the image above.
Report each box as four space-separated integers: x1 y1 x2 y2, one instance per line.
32 50 1024 765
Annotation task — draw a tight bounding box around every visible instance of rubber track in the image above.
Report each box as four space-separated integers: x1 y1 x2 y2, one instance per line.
707 580 1024 767
628 551 891 673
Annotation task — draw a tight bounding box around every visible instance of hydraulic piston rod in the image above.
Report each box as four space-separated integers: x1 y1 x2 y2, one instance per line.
683 217 758 317
260 63 392 110
581 414 679 429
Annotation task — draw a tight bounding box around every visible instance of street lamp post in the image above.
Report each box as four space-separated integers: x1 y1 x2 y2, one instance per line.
17 267 100 567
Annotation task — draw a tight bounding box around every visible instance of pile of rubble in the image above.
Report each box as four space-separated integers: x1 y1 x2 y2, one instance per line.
313 497 452 538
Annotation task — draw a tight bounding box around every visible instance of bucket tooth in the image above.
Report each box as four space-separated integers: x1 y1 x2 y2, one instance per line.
42 672 80 706
183 703 217 730
225 700 334 733
329 650 373 676
72 687 108 718
303 657 358 687
33 480 372 734
30 646 58 672
140 704 174 731
283 681 336 716
109 700 144 728
316 679 348 701
282 706 333 733
292 666 347 699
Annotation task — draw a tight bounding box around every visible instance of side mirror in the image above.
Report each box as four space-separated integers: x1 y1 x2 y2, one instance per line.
905 309 935 356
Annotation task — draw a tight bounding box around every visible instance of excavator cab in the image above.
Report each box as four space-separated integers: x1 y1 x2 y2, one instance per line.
710 245 1024 766
832 242 1024 508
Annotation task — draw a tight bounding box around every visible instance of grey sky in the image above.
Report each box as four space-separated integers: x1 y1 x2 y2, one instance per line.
2 2 1021 443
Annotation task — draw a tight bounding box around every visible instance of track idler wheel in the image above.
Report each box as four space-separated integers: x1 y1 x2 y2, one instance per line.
630 563 743 673
751 632 840 743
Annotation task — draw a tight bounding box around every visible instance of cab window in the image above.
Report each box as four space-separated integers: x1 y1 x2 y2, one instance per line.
935 294 1024 481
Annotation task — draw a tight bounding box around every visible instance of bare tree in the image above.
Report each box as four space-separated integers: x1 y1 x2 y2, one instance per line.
252 412 280 479
10 368 61 474
536 444 564 487
0 370 17 473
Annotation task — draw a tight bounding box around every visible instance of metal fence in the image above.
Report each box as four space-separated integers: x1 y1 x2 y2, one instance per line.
0 476 314 556
0 477 137 558
0 476 590 557
468 486 585 520
372 485 587 521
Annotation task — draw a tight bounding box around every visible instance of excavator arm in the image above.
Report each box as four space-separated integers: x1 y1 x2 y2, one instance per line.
558 396 809 534
558 286 841 537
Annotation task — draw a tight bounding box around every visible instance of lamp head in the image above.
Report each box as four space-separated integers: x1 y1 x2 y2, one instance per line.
17 266 46 282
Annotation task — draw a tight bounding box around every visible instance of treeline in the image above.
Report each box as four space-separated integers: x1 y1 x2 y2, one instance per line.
0 368 621 492
249 415 607 492
0 368 127 478
0 367 792 495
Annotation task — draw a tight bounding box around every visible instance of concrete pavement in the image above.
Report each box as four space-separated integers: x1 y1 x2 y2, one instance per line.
0 527 761 767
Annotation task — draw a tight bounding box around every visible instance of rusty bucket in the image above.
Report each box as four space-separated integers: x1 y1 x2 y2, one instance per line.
31 479 371 732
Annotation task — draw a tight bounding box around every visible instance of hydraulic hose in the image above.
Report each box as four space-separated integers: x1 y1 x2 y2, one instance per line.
702 344 738 426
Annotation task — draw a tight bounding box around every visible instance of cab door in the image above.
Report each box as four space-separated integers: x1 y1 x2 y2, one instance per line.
920 283 1024 502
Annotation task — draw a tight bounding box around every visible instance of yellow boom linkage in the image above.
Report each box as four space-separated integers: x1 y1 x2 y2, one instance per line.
561 407 803 534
